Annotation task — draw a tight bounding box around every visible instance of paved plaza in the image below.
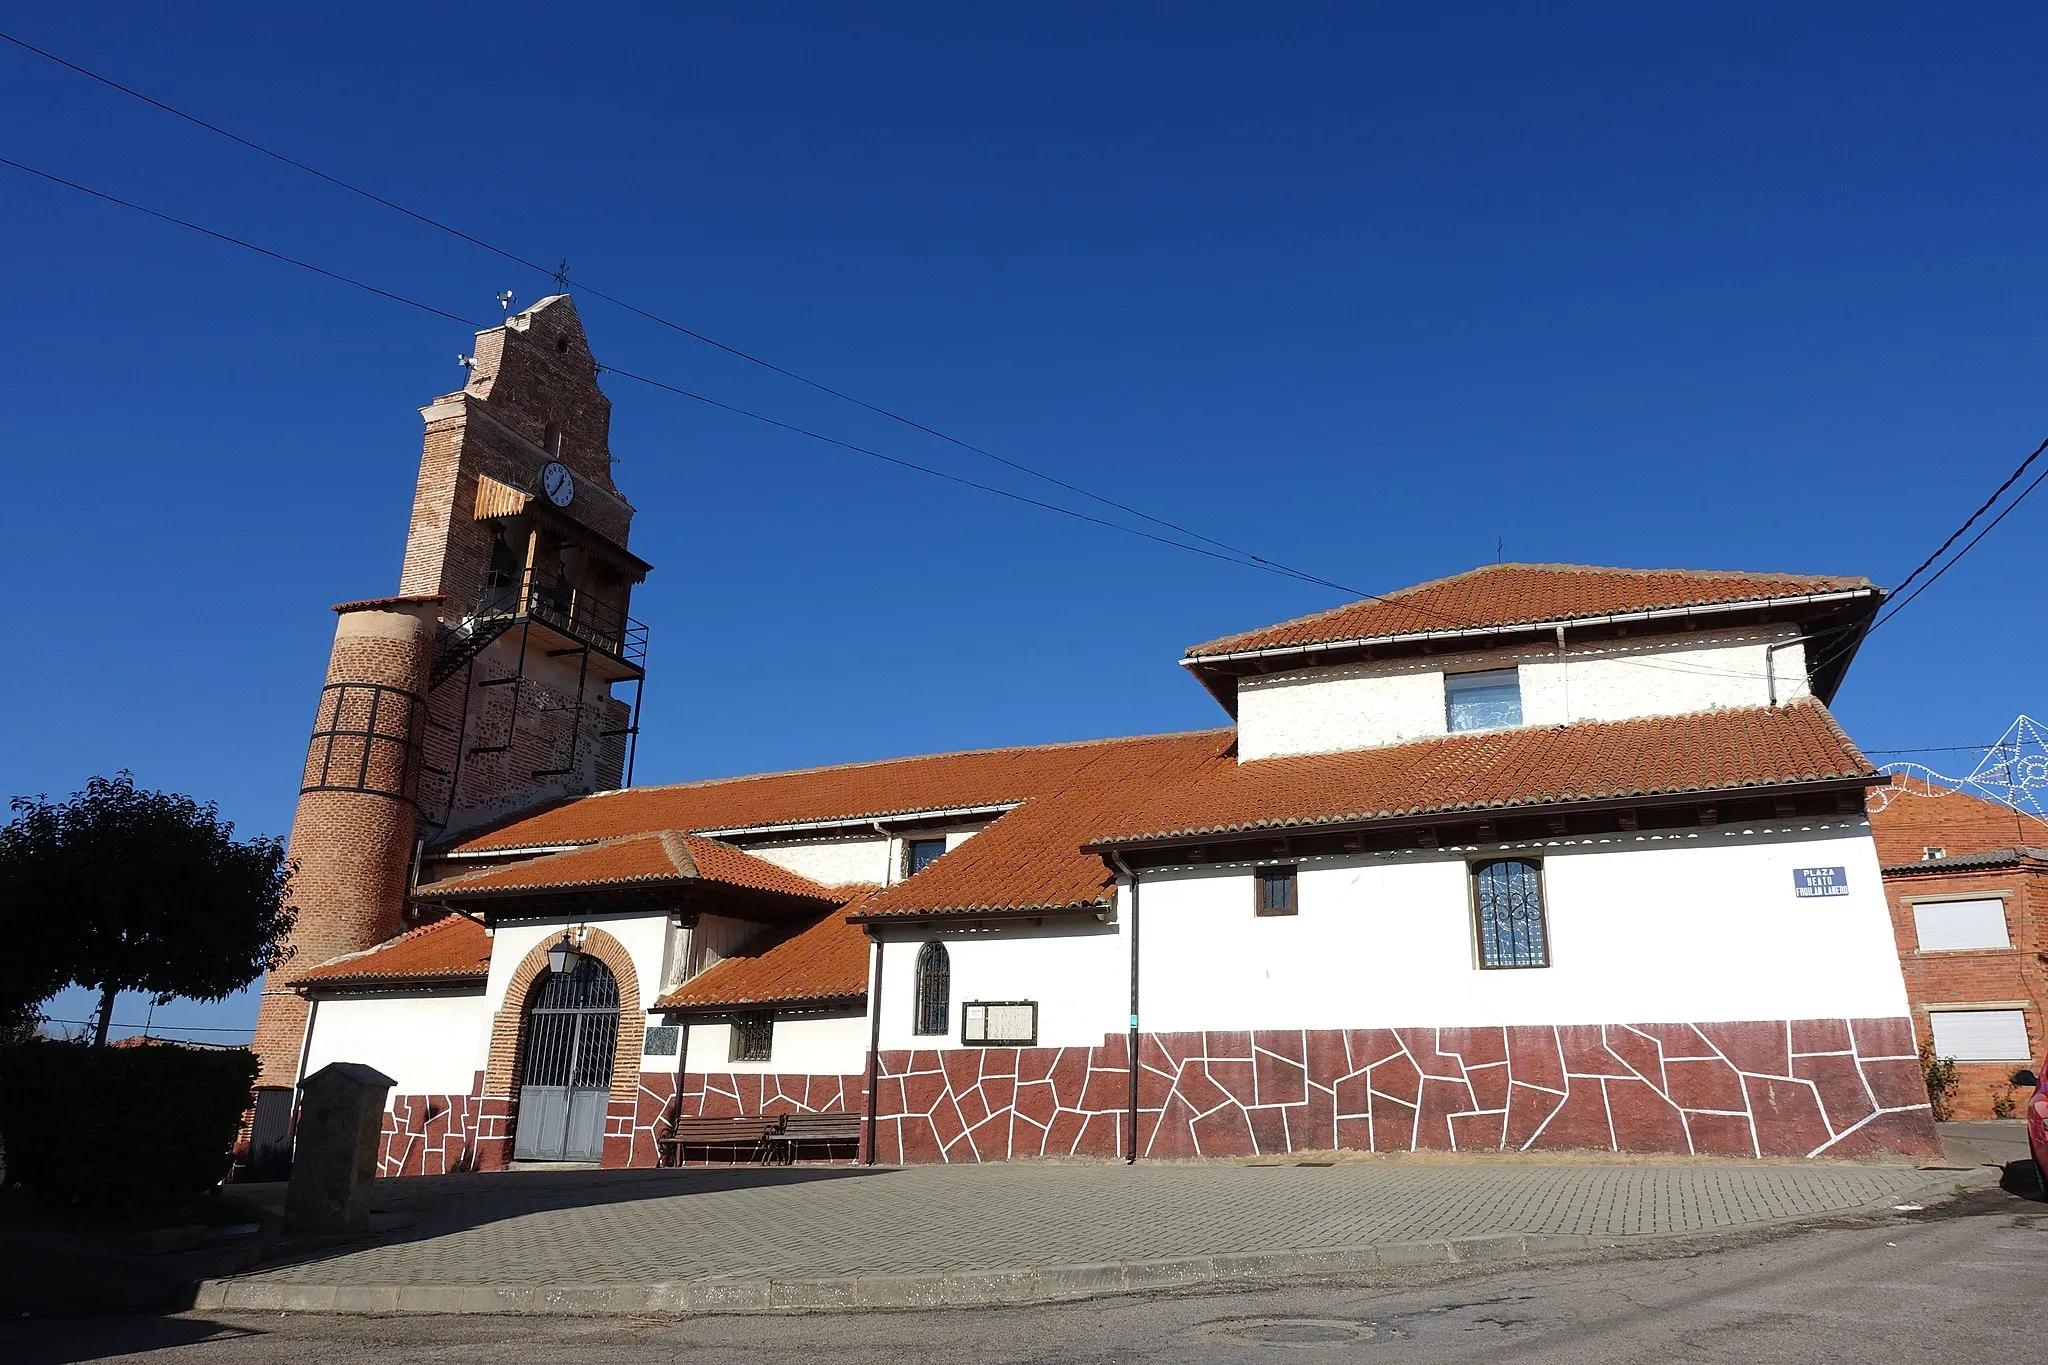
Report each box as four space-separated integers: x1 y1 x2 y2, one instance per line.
197 1152 1985 1314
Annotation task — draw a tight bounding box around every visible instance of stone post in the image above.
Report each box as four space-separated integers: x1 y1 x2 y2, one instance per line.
286 1062 395 1234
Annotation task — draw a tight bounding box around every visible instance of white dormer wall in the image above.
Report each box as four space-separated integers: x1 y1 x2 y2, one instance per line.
738 821 993 888
1235 625 1809 761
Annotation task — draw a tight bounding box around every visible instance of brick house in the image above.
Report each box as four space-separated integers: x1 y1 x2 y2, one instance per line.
253 297 1940 1174
1870 782 2048 1118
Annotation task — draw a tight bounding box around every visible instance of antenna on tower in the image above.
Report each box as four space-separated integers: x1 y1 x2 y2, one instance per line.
497 291 516 313
552 259 572 292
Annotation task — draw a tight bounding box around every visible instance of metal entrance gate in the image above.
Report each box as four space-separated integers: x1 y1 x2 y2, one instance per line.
512 955 620 1162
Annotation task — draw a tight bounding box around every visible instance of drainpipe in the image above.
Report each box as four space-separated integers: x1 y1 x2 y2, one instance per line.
1109 852 1141 1165
1765 626 1856 707
863 934 885 1166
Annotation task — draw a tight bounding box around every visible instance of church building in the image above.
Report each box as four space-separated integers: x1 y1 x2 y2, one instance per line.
251 297 1939 1174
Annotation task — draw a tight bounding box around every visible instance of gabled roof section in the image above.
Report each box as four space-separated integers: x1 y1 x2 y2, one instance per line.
448 730 1231 854
419 830 841 908
655 905 874 1012
1086 701 1878 849
1185 564 1877 660
1870 782 2048 869
292 914 491 989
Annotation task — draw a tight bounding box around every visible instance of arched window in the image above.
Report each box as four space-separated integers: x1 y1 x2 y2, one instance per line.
1472 858 1549 969
913 941 950 1036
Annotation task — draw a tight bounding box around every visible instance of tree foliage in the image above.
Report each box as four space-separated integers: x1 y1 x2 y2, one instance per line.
1 773 296 1043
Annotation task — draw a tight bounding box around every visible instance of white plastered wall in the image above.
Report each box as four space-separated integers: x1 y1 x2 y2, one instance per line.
1135 818 1906 1030
1236 626 1808 760
302 989 489 1095
678 1010 870 1074
871 918 1127 1051
743 821 993 889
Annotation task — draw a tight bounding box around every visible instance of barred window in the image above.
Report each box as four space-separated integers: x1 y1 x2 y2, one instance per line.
728 1012 773 1062
1255 865 1297 916
1472 858 1549 969
913 941 951 1035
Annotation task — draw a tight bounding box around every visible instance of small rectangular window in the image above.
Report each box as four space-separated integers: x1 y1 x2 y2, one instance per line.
1446 667 1523 733
904 837 947 878
1473 858 1549 968
962 1001 1037 1046
1913 899 2012 952
728 1012 773 1062
1927 1008 2030 1061
1255 865 1298 916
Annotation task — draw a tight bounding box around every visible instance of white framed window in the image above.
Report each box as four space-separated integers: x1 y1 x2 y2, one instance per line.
1446 668 1523 732
1912 899 2011 952
1927 1008 2031 1062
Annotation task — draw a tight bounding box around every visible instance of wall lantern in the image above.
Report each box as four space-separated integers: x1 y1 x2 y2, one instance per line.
546 934 581 976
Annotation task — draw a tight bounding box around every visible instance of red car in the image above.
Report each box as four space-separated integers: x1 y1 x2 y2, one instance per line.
2016 1065 2048 1192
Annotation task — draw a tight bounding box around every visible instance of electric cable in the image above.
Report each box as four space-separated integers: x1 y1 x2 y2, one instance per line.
0 27 1361 596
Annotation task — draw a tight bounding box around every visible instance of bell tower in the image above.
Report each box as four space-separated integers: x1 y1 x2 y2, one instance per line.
251 296 650 1087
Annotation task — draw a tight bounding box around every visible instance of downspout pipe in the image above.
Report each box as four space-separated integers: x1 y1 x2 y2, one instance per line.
1108 852 1141 1165
863 934 885 1165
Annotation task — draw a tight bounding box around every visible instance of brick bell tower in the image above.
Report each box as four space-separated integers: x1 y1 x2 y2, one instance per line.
251 296 649 1087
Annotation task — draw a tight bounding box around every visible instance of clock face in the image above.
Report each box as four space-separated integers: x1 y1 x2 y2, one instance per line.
540 461 574 508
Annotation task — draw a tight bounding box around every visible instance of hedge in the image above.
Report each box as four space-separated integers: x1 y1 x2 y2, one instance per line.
0 1039 259 1213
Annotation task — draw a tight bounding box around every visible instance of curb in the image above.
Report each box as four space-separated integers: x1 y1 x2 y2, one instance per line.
191 1166 1996 1318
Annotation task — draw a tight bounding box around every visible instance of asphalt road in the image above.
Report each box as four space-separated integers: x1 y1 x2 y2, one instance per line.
14 1185 2047 1365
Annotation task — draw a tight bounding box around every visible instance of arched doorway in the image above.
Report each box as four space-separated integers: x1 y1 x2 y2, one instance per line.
512 955 620 1162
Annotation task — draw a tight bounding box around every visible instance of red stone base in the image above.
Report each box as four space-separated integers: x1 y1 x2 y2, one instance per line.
660 1070 868 1166
373 1018 1939 1173
378 1072 486 1176
870 1018 1940 1163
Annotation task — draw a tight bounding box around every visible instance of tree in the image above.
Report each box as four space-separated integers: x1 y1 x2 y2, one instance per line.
2 773 296 1046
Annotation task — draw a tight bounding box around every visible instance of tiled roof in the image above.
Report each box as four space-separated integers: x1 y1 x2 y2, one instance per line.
1882 846 2048 875
420 831 840 906
1185 564 1875 659
1085 702 1877 848
1869 782 2048 868
450 730 1231 853
655 906 873 1011
292 914 491 988
439 705 1874 924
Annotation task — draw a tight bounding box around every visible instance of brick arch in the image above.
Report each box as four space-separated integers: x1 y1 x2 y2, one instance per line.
484 926 646 1109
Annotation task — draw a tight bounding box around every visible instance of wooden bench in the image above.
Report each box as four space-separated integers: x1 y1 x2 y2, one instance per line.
658 1116 780 1167
763 1111 863 1163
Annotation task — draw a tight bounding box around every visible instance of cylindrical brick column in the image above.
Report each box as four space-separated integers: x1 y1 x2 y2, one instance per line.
252 599 437 1088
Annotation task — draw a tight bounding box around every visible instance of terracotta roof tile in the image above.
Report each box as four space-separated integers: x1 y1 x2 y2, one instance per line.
421 831 840 906
1085 702 1877 848
1185 564 1875 659
441 706 1873 925
655 906 873 1011
292 914 490 988
451 730 1229 853
1869 782 2048 868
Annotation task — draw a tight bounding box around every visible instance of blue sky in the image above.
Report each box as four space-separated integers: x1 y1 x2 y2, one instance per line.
6 4 2043 1040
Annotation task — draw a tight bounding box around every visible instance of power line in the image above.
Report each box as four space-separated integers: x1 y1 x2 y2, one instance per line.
0 27 1360 598
0 156 476 327
0 153 1351 591
3 145 2007 698
1804 432 2048 682
40 1017 254 1034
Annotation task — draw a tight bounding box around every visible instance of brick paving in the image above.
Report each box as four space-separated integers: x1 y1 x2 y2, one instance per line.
228 1159 1945 1289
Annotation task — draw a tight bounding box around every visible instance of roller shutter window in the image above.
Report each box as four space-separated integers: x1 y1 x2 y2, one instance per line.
1927 1009 2031 1062
1911 899 2011 952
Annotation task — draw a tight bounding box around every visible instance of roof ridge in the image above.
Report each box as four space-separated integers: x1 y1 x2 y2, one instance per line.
1185 563 1876 657
572 726 1236 797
